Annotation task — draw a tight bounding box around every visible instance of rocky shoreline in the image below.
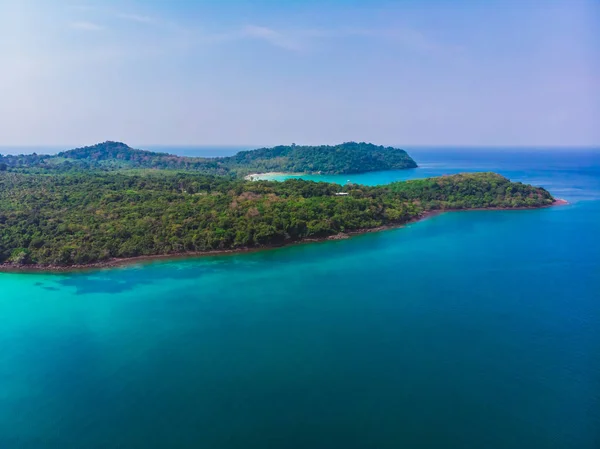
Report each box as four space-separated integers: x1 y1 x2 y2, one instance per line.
0 199 568 274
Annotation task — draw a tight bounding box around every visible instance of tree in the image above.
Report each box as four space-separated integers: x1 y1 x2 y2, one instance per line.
8 248 32 265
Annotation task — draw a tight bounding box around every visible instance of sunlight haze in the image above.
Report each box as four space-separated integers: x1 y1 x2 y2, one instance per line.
1 0 598 146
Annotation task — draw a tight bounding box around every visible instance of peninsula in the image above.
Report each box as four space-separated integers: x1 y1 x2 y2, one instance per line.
0 141 557 269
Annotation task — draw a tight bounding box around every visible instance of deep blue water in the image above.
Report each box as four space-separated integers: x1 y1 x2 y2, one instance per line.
1 148 599 448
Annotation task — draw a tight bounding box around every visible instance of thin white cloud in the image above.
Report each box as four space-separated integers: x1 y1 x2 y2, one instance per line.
65 14 458 57
240 25 302 51
210 24 460 55
70 21 104 31
293 26 464 56
117 13 156 24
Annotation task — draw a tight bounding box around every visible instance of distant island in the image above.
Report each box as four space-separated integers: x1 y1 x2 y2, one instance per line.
0 141 417 176
0 147 558 268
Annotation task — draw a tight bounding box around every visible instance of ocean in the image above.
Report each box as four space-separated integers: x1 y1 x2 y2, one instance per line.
1 148 599 448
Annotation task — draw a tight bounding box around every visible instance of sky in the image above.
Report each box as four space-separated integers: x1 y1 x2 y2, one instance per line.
0 0 598 147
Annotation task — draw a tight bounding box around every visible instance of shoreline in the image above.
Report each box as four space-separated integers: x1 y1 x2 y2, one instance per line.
0 199 568 274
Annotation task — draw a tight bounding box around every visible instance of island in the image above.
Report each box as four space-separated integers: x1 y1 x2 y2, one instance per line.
0 139 558 270
0 141 417 176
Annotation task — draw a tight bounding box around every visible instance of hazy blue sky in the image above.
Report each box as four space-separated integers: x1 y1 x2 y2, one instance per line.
1 0 598 147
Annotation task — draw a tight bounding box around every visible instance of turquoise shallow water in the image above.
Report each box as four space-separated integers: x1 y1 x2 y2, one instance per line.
1 149 599 448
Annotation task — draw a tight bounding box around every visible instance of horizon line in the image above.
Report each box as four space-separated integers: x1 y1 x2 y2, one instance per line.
1 143 599 149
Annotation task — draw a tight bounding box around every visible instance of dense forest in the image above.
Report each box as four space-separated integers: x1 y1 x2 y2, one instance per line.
0 141 417 176
227 142 417 174
0 171 554 266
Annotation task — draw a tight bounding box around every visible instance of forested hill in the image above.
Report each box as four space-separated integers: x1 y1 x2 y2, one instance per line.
0 141 417 176
227 142 417 174
0 171 554 267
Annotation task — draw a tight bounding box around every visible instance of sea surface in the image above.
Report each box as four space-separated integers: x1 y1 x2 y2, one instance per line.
1 148 599 449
